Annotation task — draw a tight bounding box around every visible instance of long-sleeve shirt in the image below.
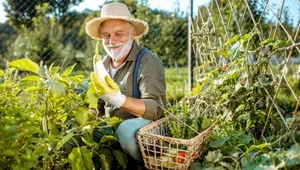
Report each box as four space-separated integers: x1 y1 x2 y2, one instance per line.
97 41 166 120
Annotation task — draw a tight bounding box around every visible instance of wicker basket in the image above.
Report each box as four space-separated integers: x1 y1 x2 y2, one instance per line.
137 117 214 170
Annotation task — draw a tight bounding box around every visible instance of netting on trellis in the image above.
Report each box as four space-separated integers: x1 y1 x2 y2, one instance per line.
191 0 299 139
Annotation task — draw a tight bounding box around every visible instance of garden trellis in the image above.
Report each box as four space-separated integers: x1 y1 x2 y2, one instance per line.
192 0 299 118
186 0 300 168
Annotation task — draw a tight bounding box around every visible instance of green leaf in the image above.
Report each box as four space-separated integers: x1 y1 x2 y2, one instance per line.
100 154 110 170
81 136 98 147
9 58 39 74
75 109 89 125
100 135 117 144
237 113 250 121
112 150 128 169
209 136 231 148
24 86 39 92
22 75 40 82
219 49 230 57
49 63 60 75
57 132 74 150
231 131 243 139
100 148 114 165
62 63 77 77
201 117 211 130
205 150 223 163
45 80 65 95
0 69 4 77
235 104 245 113
219 161 234 169
192 81 207 96
104 117 124 128
260 38 275 45
189 162 203 170
57 76 71 87
68 75 85 83
229 41 242 59
68 146 94 170
1 149 17 156
224 35 240 46
246 143 271 153
284 144 300 166
241 33 250 43
241 154 269 170
87 83 98 108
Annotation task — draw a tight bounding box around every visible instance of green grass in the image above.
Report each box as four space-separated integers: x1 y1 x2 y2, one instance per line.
165 67 189 104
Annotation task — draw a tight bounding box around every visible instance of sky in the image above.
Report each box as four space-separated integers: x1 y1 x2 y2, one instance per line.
0 0 298 27
0 0 211 23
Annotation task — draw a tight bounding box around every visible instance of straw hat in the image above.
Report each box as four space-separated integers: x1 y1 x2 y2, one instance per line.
85 2 149 40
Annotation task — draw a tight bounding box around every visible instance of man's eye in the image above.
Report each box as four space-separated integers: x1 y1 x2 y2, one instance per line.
102 34 110 39
116 33 123 37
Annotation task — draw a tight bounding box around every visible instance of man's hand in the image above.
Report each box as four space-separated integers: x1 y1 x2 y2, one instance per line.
90 72 126 108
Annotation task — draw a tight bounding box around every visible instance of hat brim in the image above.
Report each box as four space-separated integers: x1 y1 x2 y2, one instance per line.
85 16 149 40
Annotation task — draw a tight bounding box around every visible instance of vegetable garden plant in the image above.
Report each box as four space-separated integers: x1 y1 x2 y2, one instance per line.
0 59 127 170
0 33 299 170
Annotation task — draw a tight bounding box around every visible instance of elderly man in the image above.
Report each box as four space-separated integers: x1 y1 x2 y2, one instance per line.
85 1 167 168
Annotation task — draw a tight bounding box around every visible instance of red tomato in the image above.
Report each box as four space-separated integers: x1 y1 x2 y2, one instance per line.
177 152 186 163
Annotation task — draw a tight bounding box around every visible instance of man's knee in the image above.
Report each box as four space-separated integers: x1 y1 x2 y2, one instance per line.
116 118 150 161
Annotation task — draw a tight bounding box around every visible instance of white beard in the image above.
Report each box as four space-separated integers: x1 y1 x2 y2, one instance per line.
103 38 133 61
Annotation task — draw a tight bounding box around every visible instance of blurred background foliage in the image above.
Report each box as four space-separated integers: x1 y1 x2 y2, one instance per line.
0 0 298 71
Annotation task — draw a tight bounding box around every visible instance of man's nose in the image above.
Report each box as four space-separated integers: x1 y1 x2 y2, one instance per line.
109 35 117 44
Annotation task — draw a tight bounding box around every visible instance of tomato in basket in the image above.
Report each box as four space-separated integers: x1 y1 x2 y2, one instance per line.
177 152 186 163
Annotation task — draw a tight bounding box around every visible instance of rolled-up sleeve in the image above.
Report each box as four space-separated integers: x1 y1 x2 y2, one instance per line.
138 52 167 120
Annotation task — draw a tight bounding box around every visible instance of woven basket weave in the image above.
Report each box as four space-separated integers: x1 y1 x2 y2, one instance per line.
137 117 214 170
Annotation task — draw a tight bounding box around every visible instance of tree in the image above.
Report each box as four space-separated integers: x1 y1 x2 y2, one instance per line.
3 0 83 28
5 3 64 65
0 22 16 54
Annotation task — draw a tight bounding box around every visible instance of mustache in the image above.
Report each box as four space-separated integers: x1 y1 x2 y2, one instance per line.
106 43 123 48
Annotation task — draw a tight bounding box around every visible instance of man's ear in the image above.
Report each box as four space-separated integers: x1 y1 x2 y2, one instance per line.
131 27 137 38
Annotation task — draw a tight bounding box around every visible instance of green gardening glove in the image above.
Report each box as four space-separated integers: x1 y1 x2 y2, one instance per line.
90 72 126 108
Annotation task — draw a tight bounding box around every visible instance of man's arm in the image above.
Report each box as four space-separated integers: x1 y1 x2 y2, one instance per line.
121 97 146 117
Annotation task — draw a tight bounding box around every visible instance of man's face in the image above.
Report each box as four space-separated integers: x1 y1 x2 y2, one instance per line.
100 20 136 61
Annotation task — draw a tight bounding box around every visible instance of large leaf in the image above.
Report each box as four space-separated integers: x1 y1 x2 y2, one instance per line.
68 146 94 170
9 58 39 74
75 108 89 125
284 144 300 166
205 150 223 163
209 136 231 148
112 150 128 169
